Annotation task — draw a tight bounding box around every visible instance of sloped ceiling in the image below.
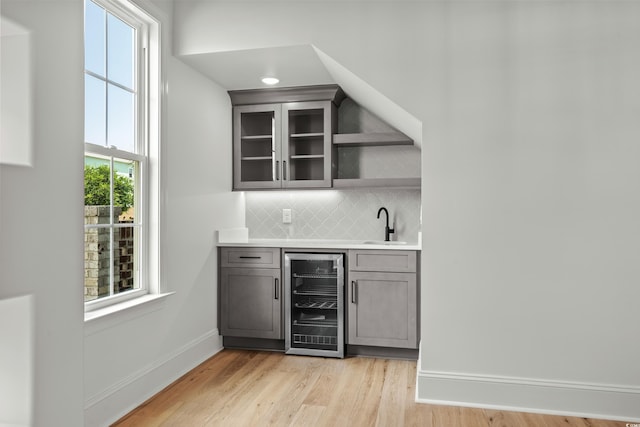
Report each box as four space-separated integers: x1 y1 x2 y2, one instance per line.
180 45 334 90
179 45 422 147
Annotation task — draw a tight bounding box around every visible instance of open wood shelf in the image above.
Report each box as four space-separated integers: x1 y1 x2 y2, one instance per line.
333 132 413 147
241 156 273 161
241 134 273 140
291 132 324 138
291 154 324 160
332 177 420 189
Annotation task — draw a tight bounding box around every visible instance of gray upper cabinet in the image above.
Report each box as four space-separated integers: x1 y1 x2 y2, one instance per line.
347 250 418 349
230 85 343 191
219 248 282 339
229 85 420 190
233 104 282 190
281 101 335 189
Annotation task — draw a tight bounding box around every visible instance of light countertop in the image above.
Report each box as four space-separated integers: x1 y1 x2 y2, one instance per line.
216 238 421 251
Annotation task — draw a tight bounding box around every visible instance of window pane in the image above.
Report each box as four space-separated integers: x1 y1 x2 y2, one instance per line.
113 157 136 222
114 226 138 294
84 225 112 301
107 14 134 90
107 84 135 152
84 155 112 211
85 75 106 145
85 0 105 76
84 155 139 300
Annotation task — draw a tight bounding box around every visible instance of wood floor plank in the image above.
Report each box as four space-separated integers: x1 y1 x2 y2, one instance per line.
288 404 326 427
211 371 289 426
314 357 371 427
348 358 390 427
261 357 325 426
112 350 624 427
201 352 286 426
525 411 568 427
432 404 465 427
403 362 434 427
114 393 186 427
375 359 409 427
301 356 347 408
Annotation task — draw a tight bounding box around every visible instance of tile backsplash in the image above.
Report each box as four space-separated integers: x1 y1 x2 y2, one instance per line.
245 189 421 243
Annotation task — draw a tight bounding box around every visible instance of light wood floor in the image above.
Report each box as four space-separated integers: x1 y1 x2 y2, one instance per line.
113 349 623 427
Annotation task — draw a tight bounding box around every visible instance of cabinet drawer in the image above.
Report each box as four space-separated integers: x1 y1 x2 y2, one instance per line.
348 250 416 273
220 247 281 269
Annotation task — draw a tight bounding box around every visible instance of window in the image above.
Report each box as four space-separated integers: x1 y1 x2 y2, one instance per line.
84 0 160 309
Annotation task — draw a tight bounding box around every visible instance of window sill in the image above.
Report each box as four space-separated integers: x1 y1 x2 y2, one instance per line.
84 292 174 336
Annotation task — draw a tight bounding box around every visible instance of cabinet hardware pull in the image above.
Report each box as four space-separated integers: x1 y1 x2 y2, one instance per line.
283 161 287 180
274 278 279 300
239 256 261 259
275 161 280 180
351 281 356 304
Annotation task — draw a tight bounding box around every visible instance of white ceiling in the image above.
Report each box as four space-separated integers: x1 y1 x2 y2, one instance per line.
1 15 29 36
179 45 334 91
179 44 422 147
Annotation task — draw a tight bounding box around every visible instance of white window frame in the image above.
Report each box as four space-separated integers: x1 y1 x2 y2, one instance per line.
84 0 162 313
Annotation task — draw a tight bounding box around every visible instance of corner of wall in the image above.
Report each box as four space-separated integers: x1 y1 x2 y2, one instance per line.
415 342 640 423
84 329 222 426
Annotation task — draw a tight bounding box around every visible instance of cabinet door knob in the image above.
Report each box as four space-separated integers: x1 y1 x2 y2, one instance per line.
275 278 279 300
283 160 287 180
275 161 280 181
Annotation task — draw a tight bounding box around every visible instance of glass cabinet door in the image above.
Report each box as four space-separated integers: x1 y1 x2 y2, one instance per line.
282 101 334 188
233 104 282 190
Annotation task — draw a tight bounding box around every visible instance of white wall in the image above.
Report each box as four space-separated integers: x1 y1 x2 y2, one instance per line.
0 16 32 167
173 0 640 420
83 1 245 425
2 0 243 425
0 295 33 426
0 1 85 426
420 2 640 420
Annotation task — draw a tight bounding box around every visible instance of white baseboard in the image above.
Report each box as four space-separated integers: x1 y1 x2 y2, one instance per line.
84 329 223 427
416 368 640 423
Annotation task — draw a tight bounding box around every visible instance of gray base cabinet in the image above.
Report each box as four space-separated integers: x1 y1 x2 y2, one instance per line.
347 250 418 349
219 248 282 339
219 247 418 350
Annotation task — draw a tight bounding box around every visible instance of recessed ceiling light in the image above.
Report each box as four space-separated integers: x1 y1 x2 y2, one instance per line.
261 77 279 85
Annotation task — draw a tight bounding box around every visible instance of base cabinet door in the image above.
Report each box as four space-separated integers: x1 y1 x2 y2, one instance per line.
220 267 282 339
347 271 417 349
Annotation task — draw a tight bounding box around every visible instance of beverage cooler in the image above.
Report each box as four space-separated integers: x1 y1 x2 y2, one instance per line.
284 253 344 358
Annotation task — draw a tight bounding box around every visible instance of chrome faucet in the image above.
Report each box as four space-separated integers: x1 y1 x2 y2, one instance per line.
376 207 395 241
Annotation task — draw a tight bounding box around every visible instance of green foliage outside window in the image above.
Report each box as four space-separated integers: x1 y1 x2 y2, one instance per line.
84 165 134 211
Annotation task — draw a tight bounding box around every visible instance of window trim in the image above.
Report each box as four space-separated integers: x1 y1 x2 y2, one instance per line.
84 0 162 313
